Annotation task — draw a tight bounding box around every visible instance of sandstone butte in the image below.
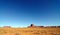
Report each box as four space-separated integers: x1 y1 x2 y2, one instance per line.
0 24 60 35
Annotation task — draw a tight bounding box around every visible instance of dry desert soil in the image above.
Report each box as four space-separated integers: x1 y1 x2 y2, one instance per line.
0 27 60 35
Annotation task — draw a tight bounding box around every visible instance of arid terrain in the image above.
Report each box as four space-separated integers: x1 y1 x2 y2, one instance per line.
0 24 60 35
0 28 60 35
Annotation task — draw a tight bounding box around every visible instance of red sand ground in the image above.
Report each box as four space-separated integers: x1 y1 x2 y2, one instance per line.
0 27 60 35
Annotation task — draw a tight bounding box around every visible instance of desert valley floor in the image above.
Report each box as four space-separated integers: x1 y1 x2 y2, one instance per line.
0 27 60 35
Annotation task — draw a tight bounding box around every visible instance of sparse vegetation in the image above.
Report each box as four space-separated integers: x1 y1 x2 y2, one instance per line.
0 27 60 35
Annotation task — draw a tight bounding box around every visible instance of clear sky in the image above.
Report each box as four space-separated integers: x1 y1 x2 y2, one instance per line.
0 0 60 27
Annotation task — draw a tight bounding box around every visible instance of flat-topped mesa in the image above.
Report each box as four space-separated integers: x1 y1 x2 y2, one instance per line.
3 26 11 28
28 24 44 28
56 26 60 28
45 26 57 28
28 24 60 28
1 24 60 28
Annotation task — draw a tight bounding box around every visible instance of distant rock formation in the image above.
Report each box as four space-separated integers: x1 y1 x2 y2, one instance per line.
1 24 60 28
3 26 11 28
56 26 60 28
28 24 60 28
28 24 44 28
45 26 56 28
30 24 34 27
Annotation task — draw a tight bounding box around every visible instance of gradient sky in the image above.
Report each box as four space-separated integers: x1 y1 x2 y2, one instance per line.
0 0 60 27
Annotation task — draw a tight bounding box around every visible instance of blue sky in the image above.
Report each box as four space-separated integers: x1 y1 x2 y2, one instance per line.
0 0 60 27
